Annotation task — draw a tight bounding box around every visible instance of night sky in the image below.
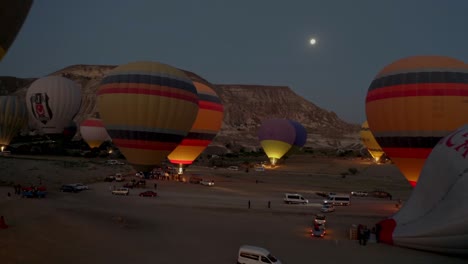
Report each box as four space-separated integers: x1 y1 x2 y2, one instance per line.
1 0 467 124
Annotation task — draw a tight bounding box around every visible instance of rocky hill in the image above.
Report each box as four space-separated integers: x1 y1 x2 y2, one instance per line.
5 64 361 152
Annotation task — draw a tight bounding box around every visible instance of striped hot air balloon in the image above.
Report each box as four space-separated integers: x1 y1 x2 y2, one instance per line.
97 61 199 173
80 118 110 149
0 0 33 61
359 121 385 163
0 96 28 150
366 55 468 187
167 70 224 174
258 118 296 165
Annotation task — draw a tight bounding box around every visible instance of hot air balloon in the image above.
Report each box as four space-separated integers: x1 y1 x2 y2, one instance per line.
0 96 28 151
167 70 224 174
365 55 468 187
26 76 82 135
360 121 385 163
258 118 296 165
97 61 199 173
80 117 110 149
284 120 307 157
0 0 33 61
377 124 468 256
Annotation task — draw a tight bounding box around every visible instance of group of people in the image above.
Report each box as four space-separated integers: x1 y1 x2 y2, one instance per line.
357 224 371 245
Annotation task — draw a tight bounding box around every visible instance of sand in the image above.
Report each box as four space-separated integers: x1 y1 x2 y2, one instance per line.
0 154 465 264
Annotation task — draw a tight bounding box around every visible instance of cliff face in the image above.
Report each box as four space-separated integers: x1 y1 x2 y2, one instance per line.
8 64 361 151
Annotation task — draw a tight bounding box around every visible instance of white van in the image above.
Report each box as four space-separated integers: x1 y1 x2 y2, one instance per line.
283 193 308 204
323 193 351 206
237 245 282 264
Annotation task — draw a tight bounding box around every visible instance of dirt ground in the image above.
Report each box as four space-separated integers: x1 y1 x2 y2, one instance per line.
0 154 466 264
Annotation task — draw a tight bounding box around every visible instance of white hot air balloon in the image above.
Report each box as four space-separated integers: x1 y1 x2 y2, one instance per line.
377 124 468 256
26 76 82 134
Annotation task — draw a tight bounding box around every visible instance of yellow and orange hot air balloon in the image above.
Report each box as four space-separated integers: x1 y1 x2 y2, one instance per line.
97 61 199 173
365 55 468 187
0 96 28 151
0 0 33 61
167 70 224 174
359 121 385 163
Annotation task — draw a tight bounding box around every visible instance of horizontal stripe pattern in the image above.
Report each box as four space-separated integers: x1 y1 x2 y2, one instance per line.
375 136 442 148
369 72 468 91
375 56 467 78
108 129 186 143
383 147 433 159
100 74 196 94
113 139 179 151
98 87 198 104
367 83 468 102
80 118 104 127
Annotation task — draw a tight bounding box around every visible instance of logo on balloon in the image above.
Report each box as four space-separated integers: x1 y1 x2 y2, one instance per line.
30 93 53 124
443 130 468 158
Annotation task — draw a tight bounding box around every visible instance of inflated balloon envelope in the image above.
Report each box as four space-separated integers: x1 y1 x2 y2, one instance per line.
378 124 468 256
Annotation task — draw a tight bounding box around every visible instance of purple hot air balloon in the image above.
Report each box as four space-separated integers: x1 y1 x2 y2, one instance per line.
258 118 296 165
284 120 307 157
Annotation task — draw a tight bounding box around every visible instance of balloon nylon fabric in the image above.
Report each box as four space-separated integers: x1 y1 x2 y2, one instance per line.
0 96 28 146
97 61 199 172
168 70 223 165
0 0 33 60
378 124 468 256
366 55 468 187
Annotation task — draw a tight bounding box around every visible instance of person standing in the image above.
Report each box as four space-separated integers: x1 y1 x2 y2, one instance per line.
363 226 370 246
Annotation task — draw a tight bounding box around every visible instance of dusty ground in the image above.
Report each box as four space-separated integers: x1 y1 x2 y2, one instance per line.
0 154 465 264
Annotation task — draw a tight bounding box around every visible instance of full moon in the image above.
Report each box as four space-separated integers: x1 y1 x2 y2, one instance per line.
310 38 316 45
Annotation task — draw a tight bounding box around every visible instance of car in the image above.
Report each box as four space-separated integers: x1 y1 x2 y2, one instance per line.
139 191 157 197
106 160 125 165
254 166 265 172
112 188 129 195
320 203 335 213
227 166 239 171
71 183 89 191
351 191 368 197
60 184 80 193
312 223 326 237
104 175 115 182
189 176 203 184
371 190 392 199
200 180 214 186
123 182 135 188
314 214 326 225
115 173 124 182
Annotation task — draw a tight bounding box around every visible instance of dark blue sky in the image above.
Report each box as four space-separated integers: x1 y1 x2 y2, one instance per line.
1 0 467 124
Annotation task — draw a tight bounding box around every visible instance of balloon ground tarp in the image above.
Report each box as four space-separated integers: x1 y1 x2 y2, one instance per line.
377 124 468 256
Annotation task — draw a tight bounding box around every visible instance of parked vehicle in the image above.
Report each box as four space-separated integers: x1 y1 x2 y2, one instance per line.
314 214 326 225
112 188 129 195
283 193 308 204
21 186 47 198
71 183 89 191
228 166 239 171
189 176 203 184
106 160 125 165
320 203 335 213
200 180 214 186
237 245 282 264
370 190 393 199
115 173 124 182
104 175 115 182
351 191 368 197
60 184 80 193
323 193 351 206
139 191 157 197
